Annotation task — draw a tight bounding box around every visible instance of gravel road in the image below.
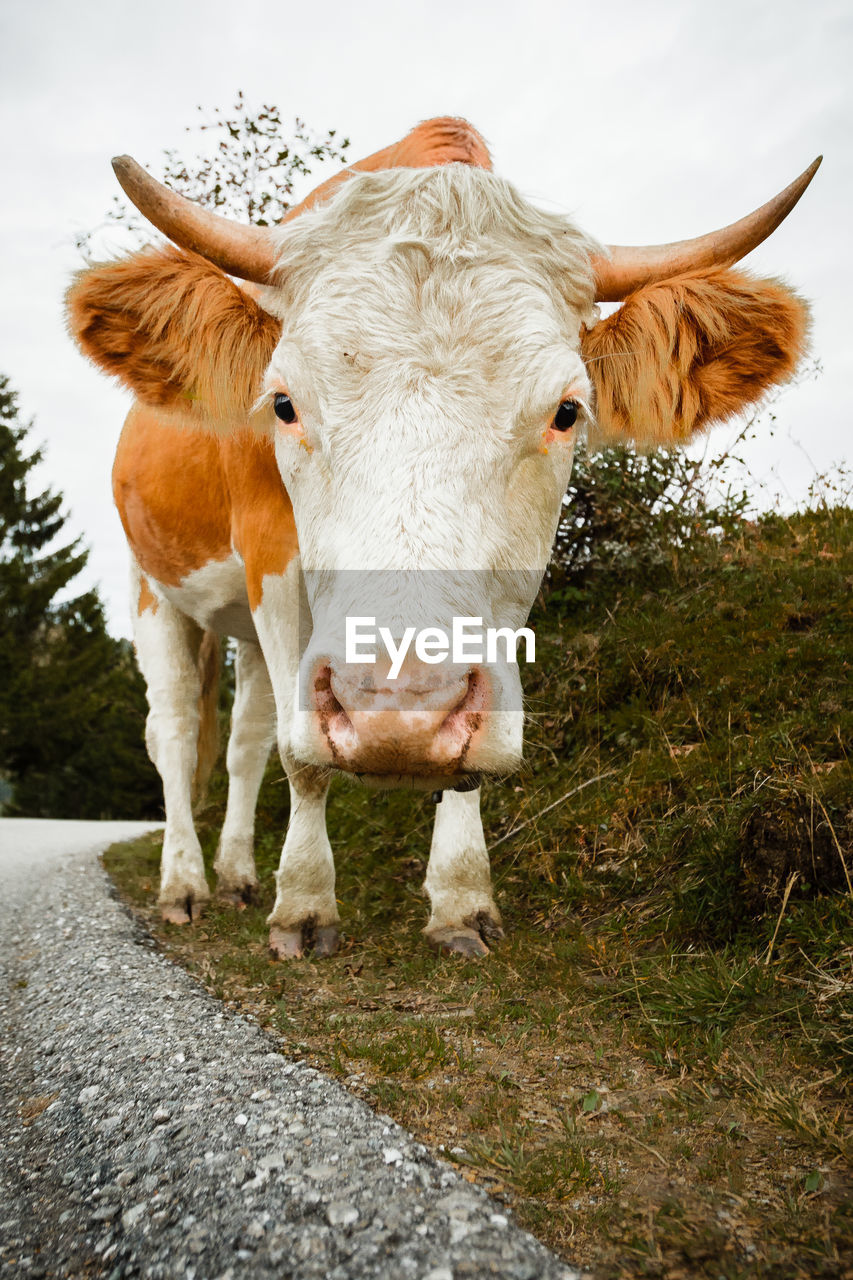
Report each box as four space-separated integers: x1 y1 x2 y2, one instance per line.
0 819 583 1280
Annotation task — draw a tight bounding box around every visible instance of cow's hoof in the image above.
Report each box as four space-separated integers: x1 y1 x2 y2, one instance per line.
314 926 340 957
427 926 490 956
161 896 205 925
217 881 257 910
269 922 340 960
426 911 504 957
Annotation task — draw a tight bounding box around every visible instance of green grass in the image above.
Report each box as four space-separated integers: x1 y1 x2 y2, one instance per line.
105 507 853 1279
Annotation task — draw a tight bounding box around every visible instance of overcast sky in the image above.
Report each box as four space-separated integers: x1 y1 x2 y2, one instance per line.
1 0 850 637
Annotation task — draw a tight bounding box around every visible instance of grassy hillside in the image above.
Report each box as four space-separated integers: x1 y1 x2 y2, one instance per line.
106 505 852 1278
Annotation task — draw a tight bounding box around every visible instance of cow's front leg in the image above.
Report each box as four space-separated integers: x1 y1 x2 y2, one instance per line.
132 563 210 923
267 757 338 959
214 639 276 904
424 788 503 956
247 560 338 958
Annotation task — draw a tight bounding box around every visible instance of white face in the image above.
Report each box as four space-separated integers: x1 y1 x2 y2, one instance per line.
257 166 599 786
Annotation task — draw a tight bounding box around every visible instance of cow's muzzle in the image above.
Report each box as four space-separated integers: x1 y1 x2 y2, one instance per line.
309 657 488 777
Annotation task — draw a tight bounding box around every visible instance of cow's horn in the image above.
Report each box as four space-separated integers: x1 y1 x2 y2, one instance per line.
111 155 279 283
592 156 822 302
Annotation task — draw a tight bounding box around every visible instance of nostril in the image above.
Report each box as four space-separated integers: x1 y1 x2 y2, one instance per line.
314 665 349 724
439 668 488 738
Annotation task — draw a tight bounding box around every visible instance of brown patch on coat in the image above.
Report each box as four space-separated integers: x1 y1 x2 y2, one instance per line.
582 268 810 447
113 406 298 609
113 406 234 586
137 574 159 615
221 429 299 610
67 246 282 427
281 116 493 223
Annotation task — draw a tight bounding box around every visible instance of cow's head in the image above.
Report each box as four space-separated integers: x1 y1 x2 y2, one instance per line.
68 119 816 788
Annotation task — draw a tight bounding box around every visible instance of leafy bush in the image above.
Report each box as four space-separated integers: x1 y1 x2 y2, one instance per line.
550 439 748 595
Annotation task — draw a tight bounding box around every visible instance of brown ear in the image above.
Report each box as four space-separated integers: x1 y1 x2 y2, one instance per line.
581 268 809 447
66 246 281 427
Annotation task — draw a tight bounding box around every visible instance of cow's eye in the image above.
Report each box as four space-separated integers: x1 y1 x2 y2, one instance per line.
273 393 297 424
553 399 579 432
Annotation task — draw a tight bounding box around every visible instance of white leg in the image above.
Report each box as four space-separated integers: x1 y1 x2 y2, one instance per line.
248 563 337 958
424 788 503 955
267 755 337 958
132 564 210 923
213 640 277 901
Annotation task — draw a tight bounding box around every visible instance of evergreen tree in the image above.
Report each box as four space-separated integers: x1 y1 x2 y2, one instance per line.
0 374 161 818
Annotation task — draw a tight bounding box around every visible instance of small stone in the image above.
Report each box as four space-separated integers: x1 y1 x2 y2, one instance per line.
490 1213 509 1228
258 1152 286 1171
234 1113 248 1127
436 1192 475 1217
78 1085 99 1104
450 1218 477 1244
241 1169 269 1192
188 1230 206 1255
121 1202 147 1230
382 1147 403 1165
422 1270 453 1280
116 1169 136 1188
92 1204 120 1222
326 1201 359 1227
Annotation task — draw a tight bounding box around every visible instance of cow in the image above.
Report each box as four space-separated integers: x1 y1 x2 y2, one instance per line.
67 117 818 958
